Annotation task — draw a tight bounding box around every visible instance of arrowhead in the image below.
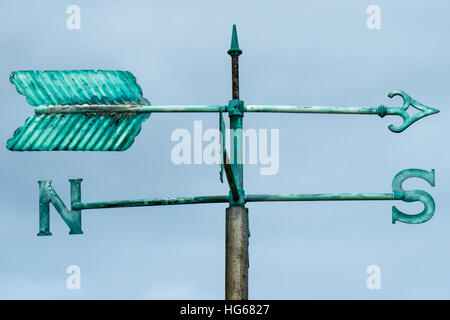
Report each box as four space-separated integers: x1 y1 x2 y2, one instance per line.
385 90 440 133
227 25 242 56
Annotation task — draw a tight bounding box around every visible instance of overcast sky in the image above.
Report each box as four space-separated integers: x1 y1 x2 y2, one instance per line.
0 0 449 299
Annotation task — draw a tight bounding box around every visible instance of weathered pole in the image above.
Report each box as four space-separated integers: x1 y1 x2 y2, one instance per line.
225 25 249 300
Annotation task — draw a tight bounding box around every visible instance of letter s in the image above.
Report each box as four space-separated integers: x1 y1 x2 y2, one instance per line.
392 169 435 224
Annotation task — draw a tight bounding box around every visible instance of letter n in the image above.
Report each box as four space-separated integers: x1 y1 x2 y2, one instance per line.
38 179 83 236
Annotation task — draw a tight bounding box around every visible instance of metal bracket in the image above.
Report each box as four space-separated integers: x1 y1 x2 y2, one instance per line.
219 110 225 183
227 99 244 117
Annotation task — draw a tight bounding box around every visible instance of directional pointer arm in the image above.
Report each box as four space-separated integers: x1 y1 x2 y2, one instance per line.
245 90 439 132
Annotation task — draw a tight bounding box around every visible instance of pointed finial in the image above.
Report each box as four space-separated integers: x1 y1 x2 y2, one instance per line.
227 24 242 56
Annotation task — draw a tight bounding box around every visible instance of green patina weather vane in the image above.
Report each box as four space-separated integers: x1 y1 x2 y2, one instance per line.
7 25 439 300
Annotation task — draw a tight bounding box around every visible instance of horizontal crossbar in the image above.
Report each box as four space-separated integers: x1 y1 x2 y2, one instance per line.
71 192 405 210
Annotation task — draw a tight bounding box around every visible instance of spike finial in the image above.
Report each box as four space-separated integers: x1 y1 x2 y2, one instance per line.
227 25 242 56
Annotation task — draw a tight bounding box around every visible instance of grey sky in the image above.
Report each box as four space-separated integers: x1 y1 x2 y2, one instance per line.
0 0 448 299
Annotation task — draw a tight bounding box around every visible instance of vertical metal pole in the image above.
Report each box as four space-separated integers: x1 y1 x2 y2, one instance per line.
226 206 248 299
226 25 249 300
231 55 240 100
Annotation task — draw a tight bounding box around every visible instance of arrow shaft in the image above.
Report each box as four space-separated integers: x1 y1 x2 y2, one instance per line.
245 105 379 114
35 105 226 114
35 105 378 114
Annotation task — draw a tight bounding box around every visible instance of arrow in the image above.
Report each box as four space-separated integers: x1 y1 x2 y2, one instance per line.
27 91 439 135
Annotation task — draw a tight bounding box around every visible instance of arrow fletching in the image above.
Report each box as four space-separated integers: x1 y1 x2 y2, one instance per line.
7 70 150 151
